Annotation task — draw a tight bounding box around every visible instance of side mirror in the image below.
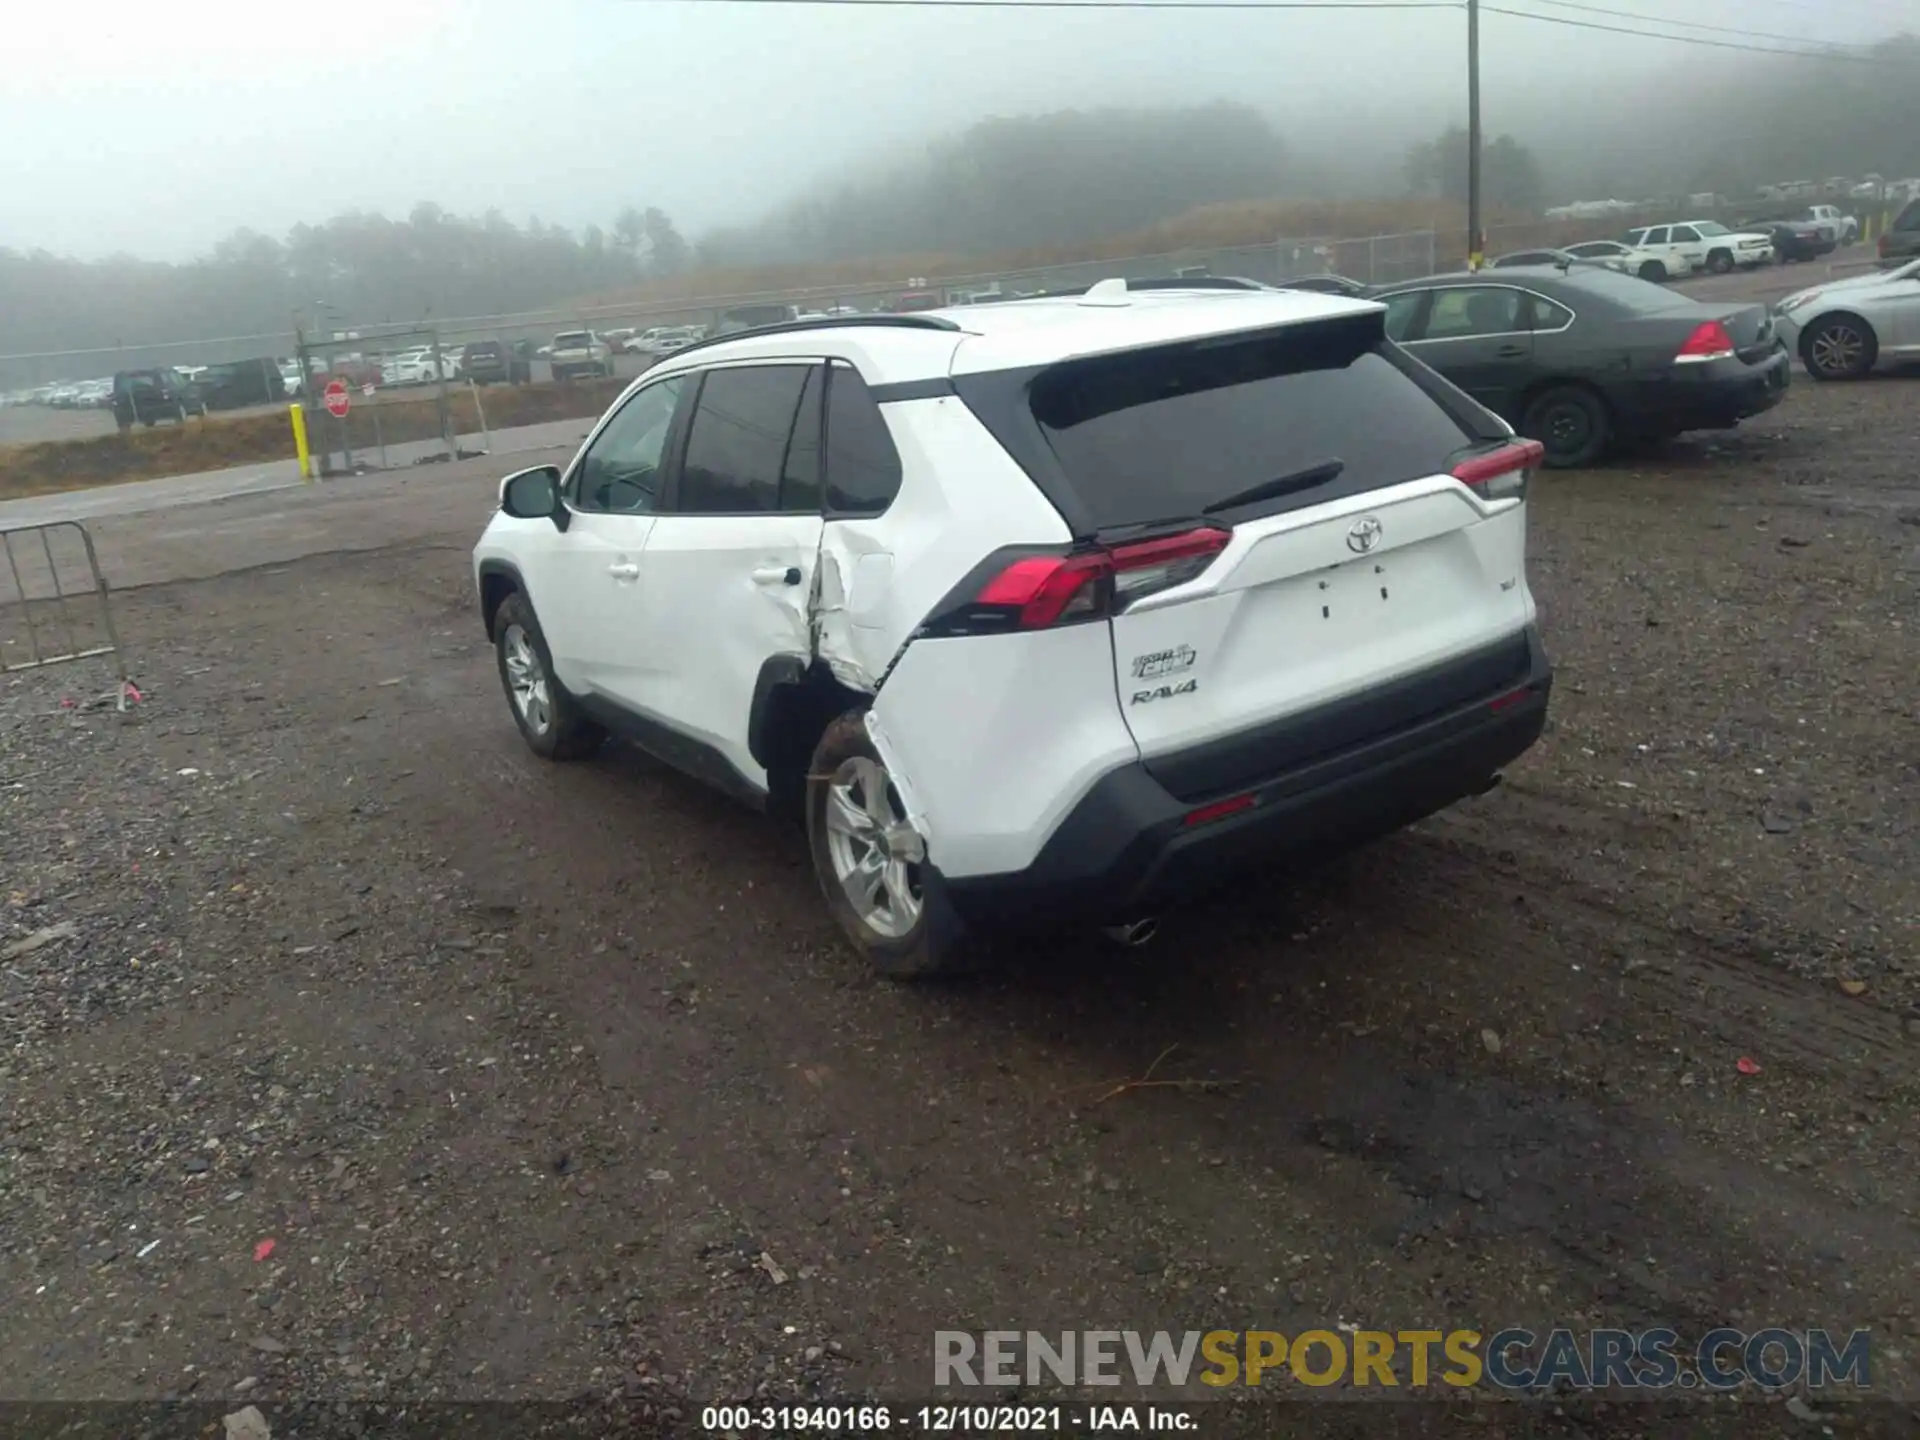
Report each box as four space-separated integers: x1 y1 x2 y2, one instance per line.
500 465 566 528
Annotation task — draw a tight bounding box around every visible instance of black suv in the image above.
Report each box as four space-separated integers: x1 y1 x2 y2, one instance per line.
460 339 534 385
1879 198 1920 268
112 369 204 431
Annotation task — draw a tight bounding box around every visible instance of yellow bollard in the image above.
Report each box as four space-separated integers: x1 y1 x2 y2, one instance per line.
289 403 312 480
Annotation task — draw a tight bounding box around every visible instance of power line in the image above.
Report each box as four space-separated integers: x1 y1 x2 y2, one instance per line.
630 0 1458 8
1480 3 1909 62
1517 0 1873 49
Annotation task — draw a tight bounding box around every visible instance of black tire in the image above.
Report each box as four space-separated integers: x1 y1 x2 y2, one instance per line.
1800 315 1877 381
492 591 604 761
806 710 966 979
1520 384 1611 468
1637 260 1667 283
1706 249 1734 275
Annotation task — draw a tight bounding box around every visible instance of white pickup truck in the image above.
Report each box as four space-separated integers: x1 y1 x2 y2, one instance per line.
1624 220 1776 274
1799 204 1860 245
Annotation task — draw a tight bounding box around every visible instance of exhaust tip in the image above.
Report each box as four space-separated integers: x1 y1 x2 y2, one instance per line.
1101 918 1159 947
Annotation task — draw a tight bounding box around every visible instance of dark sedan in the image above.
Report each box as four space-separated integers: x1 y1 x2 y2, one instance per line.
460 339 533 385
1372 267 1790 467
1741 217 1837 263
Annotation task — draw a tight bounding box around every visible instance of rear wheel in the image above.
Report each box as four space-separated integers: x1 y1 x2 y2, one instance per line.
806 711 965 979
1521 385 1611 468
492 592 604 760
1801 316 1877 381
1637 260 1667 283
1706 249 1734 274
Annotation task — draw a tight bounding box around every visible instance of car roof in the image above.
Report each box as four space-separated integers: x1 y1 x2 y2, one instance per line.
640 283 1383 386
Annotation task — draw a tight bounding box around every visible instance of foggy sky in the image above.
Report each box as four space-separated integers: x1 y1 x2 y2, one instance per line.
5 0 1914 262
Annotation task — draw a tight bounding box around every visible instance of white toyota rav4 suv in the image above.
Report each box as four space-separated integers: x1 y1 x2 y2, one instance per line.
472 280 1553 977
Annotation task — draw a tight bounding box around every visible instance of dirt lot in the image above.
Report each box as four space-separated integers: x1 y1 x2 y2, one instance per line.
1 366 1917 1435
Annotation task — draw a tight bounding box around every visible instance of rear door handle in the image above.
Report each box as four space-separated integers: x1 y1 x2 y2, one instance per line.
607 562 640 581
753 565 802 587
1496 344 1528 357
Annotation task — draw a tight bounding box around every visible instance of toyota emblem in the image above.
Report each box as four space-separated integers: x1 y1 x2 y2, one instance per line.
1346 516 1383 554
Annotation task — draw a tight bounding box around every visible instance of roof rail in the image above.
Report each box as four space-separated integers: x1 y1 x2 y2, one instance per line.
661 312 964 365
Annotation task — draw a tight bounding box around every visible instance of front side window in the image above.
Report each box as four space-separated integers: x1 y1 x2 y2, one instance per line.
572 375 685 514
675 364 813 514
1421 286 1526 340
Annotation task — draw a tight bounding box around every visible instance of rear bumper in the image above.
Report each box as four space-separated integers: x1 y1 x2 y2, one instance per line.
937 627 1552 929
1612 345 1791 435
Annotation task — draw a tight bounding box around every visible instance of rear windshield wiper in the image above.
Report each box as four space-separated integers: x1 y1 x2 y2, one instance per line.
1202 459 1346 516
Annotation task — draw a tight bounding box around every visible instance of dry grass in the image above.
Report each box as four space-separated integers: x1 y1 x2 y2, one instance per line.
0 381 624 500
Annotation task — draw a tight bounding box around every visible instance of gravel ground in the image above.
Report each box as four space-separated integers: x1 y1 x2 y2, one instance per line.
1 366 1917 1437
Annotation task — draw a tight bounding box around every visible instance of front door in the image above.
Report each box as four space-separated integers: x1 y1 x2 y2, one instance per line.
1399 284 1535 418
630 361 827 793
532 373 690 697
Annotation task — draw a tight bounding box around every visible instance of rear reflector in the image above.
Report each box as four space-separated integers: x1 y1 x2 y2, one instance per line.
1488 686 1534 713
1183 793 1257 828
968 526 1231 630
1675 320 1736 364
1451 439 1544 501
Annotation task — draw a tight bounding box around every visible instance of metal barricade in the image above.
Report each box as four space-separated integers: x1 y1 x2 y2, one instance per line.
0 521 131 710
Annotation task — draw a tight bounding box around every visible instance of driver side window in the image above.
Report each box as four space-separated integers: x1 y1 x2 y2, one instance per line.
571 376 686 514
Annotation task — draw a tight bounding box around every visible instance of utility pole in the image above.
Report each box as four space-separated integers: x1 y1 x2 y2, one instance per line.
1467 0 1484 270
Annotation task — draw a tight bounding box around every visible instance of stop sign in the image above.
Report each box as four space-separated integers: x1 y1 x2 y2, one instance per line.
323 379 351 418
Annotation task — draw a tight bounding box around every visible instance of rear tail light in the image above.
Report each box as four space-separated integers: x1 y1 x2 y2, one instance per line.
1451 438 1544 502
1675 320 1736 364
964 526 1231 631
1879 233 1891 258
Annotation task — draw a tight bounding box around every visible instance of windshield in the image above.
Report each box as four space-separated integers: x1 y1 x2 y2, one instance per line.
1694 222 1731 237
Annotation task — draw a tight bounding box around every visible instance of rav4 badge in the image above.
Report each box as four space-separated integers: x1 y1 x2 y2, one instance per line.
1131 679 1198 705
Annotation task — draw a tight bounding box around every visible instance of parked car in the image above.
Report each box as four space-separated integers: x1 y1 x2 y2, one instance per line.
1561 239 1692 282
380 347 458 387
1772 258 1920 380
1798 204 1860 245
549 331 615 381
1878 197 1920 268
1372 267 1790 467
1623 220 1776 274
1739 216 1837 263
1275 273 1372 297
712 304 801 336
196 358 290 410
277 360 304 397
1489 247 1619 274
111 368 204 430
470 285 1553 975
461 339 534 385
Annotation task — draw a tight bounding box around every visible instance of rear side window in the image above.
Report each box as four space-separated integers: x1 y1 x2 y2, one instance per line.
1897 200 1920 231
823 365 903 516
676 364 812 514
1015 315 1491 531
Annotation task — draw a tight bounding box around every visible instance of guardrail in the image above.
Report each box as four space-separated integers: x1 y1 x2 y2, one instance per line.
0 520 131 710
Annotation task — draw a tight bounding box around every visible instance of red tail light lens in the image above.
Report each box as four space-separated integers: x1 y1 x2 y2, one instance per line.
1451 438 1544 501
1675 320 1736 364
969 526 1230 630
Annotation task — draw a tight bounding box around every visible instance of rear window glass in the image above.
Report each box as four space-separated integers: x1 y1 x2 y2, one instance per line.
553 333 591 347
1024 316 1486 530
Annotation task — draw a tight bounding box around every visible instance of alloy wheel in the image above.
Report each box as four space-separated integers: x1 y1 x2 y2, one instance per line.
501 623 552 734
1809 325 1866 377
823 755 925 939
